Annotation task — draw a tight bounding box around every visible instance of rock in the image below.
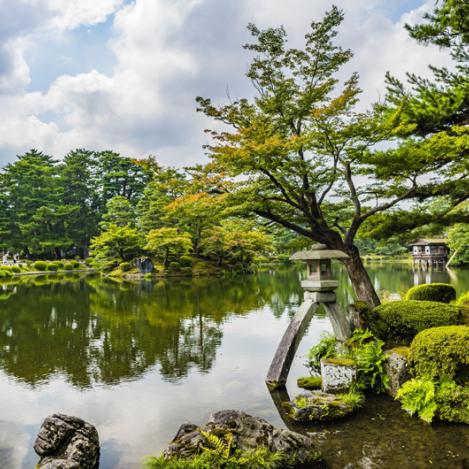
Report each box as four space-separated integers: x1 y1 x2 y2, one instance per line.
165 409 324 468
34 414 100 469
321 357 357 393
384 347 411 397
286 391 363 422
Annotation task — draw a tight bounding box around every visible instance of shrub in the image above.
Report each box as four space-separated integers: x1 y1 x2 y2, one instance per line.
306 334 337 374
396 378 437 423
181 266 193 276
347 329 389 393
0 270 12 278
47 262 59 271
396 378 469 424
33 261 47 271
276 253 291 263
119 261 132 272
71 260 80 269
179 255 193 266
10 265 21 273
404 283 456 303
370 300 463 344
456 292 469 307
63 263 74 271
168 261 180 271
409 325 469 382
55 261 64 269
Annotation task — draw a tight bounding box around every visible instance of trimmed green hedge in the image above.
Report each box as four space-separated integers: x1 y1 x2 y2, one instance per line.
33 261 47 271
404 283 456 303
63 263 74 271
47 262 59 271
370 300 463 344
410 325 469 382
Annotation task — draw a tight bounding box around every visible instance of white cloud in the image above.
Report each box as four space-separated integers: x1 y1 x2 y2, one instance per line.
0 0 455 165
47 0 125 30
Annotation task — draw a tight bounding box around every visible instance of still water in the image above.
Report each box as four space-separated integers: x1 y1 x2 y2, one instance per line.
0 265 468 468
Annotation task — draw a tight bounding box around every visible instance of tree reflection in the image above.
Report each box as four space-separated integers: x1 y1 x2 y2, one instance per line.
0 271 300 388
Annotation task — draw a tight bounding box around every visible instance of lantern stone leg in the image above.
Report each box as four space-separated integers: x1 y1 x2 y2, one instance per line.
266 244 351 390
266 298 318 390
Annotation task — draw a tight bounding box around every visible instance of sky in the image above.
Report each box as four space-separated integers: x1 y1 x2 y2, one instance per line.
0 0 453 167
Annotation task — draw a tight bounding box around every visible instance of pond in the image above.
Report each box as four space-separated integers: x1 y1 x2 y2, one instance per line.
0 265 468 468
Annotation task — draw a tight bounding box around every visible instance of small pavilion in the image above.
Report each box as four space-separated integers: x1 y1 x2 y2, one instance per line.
409 239 449 269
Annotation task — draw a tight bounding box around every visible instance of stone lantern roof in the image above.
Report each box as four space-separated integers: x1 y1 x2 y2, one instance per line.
290 244 349 261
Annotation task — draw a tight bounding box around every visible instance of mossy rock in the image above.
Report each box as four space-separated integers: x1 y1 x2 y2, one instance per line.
410 325 469 383
297 376 322 390
404 283 456 303
370 300 464 345
286 391 363 422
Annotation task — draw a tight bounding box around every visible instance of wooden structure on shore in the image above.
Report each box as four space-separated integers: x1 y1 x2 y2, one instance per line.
409 239 449 270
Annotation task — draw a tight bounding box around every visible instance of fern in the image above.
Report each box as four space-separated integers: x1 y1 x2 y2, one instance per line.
348 329 389 393
396 378 437 423
306 334 337 373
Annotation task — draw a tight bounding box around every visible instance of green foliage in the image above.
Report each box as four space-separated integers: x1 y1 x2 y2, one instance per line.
64 263 74 271
10 266 21 273
145 432 286 469
306 334 337 374
33 261 47 271
396 378 469 424
448 224 469 265
56 261 64 269
180 255 193 266
456 291 469 306
409 325 469 382
435 379 469 424
404 283 456 303
347 329 389 393
371 300 463 344
145 228 192 268
396 378 438 423
90 224 142 267
119 262 132 272
71 260 80 269
47 263 59 272
169 262 181 271
339 390 365 408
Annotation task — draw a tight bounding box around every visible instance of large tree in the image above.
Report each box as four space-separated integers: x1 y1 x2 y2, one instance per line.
196 6 468 306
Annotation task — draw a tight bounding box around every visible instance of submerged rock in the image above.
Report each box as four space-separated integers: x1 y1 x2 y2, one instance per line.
34 414 100 469
384 347 411 397
165 409 324 467
286 391 362 422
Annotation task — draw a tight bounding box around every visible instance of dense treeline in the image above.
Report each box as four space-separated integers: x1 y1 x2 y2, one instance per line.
0 149 297 270
0 0 467 292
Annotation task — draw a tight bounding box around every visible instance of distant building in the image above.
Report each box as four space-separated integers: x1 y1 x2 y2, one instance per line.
409 239 449 269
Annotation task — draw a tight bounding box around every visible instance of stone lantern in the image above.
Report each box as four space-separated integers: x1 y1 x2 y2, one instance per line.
290 244 348 302
266 244 351 390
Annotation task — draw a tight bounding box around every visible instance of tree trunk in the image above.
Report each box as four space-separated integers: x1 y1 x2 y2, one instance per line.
342 250 380 307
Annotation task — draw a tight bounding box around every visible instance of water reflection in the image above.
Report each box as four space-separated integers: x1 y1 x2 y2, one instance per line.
0 266 468 468
0 269 303 387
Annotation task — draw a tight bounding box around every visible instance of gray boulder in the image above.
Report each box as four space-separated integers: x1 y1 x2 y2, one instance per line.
384 347 411 397
165 409 325 467
34 414 99 469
